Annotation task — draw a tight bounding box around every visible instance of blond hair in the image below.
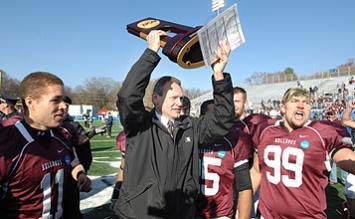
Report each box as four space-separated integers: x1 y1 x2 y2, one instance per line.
281 87 310 104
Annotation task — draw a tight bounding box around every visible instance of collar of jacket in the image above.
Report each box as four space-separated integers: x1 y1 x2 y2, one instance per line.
151 109 192 133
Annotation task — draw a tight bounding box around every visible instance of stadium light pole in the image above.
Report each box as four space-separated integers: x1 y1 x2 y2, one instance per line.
212 0 225 14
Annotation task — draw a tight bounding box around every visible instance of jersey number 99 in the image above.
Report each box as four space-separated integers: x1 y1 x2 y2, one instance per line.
264 145 304 188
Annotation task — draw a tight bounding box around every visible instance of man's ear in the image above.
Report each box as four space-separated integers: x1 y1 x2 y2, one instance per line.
280 103 286 115
152 93 158 106
24 96 34 111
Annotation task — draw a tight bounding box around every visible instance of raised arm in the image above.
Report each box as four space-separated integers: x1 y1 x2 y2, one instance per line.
342 103 355 129
327 118 355 174
333 148 355 175
198 39 235 145
212 39 231 81
117 31 166 134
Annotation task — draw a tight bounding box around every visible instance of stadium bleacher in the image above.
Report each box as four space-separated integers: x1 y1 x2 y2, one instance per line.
191 75 354 116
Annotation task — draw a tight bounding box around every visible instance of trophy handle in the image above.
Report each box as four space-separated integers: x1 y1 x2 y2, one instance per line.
136 31 167 48
127 18 204 69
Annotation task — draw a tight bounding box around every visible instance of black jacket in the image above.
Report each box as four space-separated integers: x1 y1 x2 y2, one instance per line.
61 117 93 172
115 48 235 219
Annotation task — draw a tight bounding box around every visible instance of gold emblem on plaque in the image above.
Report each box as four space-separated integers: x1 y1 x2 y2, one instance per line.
137 20 160 29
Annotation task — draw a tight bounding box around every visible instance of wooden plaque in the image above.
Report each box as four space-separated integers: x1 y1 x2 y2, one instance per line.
127 18 204 69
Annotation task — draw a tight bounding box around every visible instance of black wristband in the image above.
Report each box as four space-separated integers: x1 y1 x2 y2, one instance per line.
234 162 252 192
115 181 123 190
111 188 120 200
76 170 86 179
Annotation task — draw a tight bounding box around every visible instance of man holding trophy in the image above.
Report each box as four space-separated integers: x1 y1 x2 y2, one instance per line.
115 29 236 218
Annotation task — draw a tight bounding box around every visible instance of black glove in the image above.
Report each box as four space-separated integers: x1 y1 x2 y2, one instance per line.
86 126 106 139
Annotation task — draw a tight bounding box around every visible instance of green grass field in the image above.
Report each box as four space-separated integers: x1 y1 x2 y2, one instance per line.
81 120 123 176
83 120 349 218
326 168 348 219
326 182 346 219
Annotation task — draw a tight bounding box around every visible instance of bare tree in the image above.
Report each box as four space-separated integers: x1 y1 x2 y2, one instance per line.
245 72 267 85
184 87 207 100
0 69 20 97
72 77 121 109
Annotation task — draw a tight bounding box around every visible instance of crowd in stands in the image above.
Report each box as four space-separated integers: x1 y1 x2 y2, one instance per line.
254 76 355 121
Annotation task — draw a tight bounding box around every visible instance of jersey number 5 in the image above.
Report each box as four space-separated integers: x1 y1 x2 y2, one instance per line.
264 145 304 188
199 157 222 196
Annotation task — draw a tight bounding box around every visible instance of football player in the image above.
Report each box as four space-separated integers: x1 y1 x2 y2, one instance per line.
0 72 91 218
253 87 355 218
230 86 276 218
196 94 253 219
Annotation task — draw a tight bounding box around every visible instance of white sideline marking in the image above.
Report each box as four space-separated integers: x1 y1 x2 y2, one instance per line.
80 161 121 213
92 150 119 154
93 157 120 160
94 157 110 159
80 174 115 213
90 139 115 142
92 160 121 168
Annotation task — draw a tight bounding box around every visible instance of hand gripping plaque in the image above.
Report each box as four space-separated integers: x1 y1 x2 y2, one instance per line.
127 18 204 69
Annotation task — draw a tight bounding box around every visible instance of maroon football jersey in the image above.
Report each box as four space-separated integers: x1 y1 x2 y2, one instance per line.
0 114 22 127
237 114 275 148
0 121 77 219
256 120 352 219
196 124 252 218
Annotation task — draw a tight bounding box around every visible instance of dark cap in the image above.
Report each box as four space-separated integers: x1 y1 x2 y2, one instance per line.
0 94 18 105
63 96 72 105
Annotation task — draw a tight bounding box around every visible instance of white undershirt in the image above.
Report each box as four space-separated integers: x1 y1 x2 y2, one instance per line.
155 111 174 129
